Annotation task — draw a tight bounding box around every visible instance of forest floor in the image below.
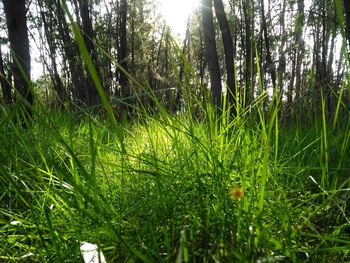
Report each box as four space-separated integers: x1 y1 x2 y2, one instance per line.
1 105 350 262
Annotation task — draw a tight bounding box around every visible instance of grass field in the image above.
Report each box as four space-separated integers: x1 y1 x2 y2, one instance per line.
1 96 349 262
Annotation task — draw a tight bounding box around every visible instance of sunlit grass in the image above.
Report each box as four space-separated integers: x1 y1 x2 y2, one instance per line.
1 93 349 261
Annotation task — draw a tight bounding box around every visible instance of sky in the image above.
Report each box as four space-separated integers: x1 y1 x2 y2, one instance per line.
158 0 200 37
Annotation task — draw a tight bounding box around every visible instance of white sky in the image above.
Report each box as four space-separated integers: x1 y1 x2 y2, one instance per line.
158 0 200 37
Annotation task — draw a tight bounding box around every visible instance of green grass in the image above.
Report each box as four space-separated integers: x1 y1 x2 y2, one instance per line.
1 95 349 262
1 2 349 260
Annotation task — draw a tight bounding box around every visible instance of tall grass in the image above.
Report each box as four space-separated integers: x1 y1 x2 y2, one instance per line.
1 75 350 262
1 4 350 262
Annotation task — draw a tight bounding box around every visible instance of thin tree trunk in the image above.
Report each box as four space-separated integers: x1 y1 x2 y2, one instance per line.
295 0 305 101
213 0 236 115
278 0 286 96
242 0 253 105
119 0 129 100
261 0 277 89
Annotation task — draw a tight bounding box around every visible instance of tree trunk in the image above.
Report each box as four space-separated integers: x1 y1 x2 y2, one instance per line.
278 0 286 96
77 0 101 105
201 0 222 111
242 0 253 105
343 0 350 52
261 0 277 89
295 0 304 101
213 0 236 115
119 0 129 97
2 0 33 122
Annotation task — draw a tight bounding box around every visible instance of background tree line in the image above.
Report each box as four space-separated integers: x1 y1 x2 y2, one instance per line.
0 0 350 121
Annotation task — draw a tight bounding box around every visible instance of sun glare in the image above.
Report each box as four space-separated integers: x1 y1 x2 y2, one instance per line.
158 0 200 38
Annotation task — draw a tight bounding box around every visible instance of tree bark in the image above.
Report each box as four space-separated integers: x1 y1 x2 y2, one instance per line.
343 0 350 52
2 0 33 122
213 0 236 115
201 0 222 111
77 0 101 105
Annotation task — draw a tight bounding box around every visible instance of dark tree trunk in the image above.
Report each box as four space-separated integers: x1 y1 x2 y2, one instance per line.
131 4 136 75
119 0 129 99
278 0 286 95
213 0 236 115
261 0 277 89
343 0 350 52
0 45 12 104
77 0 100 105
201 0 222 110
2 0 33 122
295 0 305 101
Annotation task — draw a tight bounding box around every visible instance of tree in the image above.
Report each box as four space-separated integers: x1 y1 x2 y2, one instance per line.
343 0 350 51
201 0 222 110
2 0 33 122
277 0 286 95
119 0 129 100
260 0 277 89
294 0 304 101
51 0 85 106
242 0 254 105
77 0 101 105
213 0 236 115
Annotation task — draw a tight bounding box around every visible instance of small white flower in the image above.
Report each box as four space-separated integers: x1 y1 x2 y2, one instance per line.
10 220 22 226
80 242 106 263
